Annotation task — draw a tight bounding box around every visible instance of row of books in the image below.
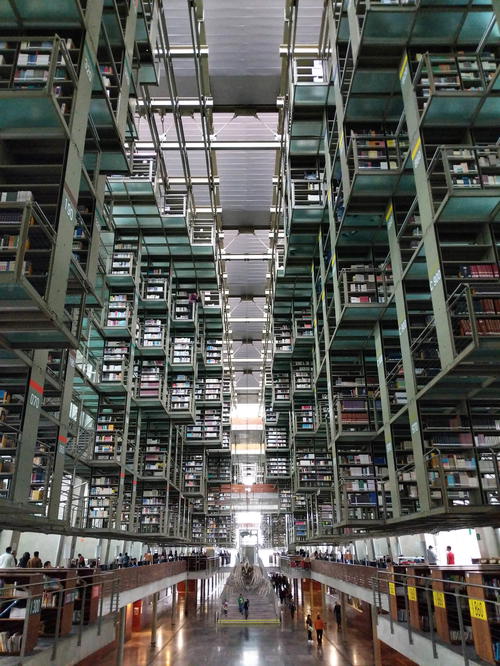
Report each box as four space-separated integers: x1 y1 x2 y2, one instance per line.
457 264 499 279
458 318 500 336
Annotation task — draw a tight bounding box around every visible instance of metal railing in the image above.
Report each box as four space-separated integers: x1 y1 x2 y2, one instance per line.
0 36 78 127
333 394 381 434
0 568 120 660
355 0 417 11
428 144 500 215
412 52 498 113
291 179 325 207
292 58 328 85
347 132 409 175
338 266 394 309
373 568 500 666
162 193 187 217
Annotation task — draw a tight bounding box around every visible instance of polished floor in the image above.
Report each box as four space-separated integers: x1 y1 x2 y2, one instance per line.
92 578 415 666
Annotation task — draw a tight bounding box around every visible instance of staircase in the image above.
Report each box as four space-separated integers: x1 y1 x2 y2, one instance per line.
217 563 280 625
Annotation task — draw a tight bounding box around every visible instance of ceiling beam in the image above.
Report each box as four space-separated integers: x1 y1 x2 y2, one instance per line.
136 141 280 151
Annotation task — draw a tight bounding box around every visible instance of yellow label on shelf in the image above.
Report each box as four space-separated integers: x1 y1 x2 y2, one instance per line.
407 586 417 602
469 598 487 621
399 53 409 81
433 591 446 609
411 137 422 161
389 582 396 596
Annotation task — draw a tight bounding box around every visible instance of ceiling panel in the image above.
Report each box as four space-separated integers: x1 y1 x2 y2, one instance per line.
204 0 283 105
217 150 276 212
224 230 270 254
295 0 324 45
225 259 268 297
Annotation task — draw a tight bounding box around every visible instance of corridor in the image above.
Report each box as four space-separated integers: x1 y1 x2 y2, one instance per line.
93 583 413 666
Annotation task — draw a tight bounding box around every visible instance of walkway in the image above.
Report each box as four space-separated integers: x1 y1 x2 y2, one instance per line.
91 590 414 665
88 570 417 666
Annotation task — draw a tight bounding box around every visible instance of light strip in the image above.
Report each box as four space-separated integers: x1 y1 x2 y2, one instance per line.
229 317 266 322
135 140 280 151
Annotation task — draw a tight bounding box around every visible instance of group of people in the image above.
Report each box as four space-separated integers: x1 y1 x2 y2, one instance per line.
270 569 345 647
306 613 326 645
237 594 250 619
270 572 296 618
0 547 52 569
305 603 341 646
115 549 181 567
219 550 231 566
0 547 94 570
221 595 250 619
426 545 455 565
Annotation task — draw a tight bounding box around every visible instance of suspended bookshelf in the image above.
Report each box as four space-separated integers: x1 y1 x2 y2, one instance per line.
183 452 205 494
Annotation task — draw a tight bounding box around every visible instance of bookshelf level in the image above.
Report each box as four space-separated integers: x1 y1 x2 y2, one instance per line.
265 425 289 451
185 406 222 443
295 440 333 489
195 376 222 404
266 454 291 479
337 442 389 522
207 452 231 484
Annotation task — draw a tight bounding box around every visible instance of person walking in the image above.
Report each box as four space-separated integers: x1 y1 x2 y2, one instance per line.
18 552 30 568
314 614 325 645
306 613 313 643
223 599 228 617
0 547 16 568
446 546 455 565
290 600 296 620
426 545 437 565
27 551 42 568
77 553 86 568
238 594 244 614
243 598 249 620
122 552 130 568
334 601 342 629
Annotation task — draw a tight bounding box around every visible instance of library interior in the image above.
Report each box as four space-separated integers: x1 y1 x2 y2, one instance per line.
0 1 498 665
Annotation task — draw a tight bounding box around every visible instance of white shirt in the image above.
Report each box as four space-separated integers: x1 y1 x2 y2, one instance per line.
0 552 16 568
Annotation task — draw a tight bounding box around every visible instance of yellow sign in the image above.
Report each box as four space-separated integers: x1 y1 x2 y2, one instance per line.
433 591 446 609
399 53 409 80
385 203 394 222
411 137 422 162
469 598 488 621
407 586 417 602
389 582 396 596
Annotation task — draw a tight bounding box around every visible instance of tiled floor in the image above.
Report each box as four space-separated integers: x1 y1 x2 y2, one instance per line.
95 577 416 665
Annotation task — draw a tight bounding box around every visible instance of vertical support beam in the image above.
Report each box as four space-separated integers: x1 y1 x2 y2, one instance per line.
55 535 66 567
48 349 77 520
116 2 139 139
340 591 347 641
371 603 382 666
399 51 455 369
385 202 430 510
130 411 142 531
46 0 105 316
171 585 176 624
11 352 48 503
116 606 127 666
373 323 401 518
151 592 158 646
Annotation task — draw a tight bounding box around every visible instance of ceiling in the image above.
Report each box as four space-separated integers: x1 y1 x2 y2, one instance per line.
160 0 324 402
